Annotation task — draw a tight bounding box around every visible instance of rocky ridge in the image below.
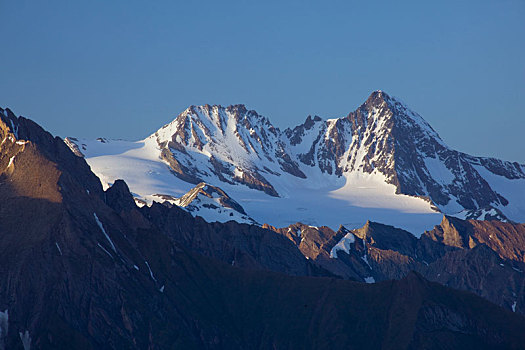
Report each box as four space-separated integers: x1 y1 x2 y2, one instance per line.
267 216 525 315
150 182 258 225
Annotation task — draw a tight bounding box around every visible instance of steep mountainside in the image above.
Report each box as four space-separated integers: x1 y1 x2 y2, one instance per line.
285 92 525 220
153 104 305 196
3 108 525 349
65 91 525 233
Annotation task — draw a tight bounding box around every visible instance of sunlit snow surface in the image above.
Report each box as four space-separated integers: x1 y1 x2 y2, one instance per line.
79 138 443 236
472 165 525 222
82 138 193 195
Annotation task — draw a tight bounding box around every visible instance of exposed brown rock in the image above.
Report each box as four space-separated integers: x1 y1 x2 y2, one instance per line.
178 182 247 214
233 169 279 197
268 217 525 314
159 147 201 184
426 215 525 262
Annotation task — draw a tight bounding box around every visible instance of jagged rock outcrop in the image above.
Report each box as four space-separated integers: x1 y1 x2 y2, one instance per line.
426 215 525 262
178 182 246 213
152 182 259 225
268 216 525 314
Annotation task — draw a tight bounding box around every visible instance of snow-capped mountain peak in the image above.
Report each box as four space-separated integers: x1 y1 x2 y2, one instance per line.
151 103 305 197
63 91 525 232
368 90 444 144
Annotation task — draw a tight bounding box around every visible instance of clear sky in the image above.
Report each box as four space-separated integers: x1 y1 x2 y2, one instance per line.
1 0 524 161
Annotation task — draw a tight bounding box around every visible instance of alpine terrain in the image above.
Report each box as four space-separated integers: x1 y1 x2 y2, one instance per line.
66 91 525 234
1 93 525 349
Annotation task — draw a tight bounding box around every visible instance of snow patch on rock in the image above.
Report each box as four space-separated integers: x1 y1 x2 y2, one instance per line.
94 213 116 253
0 310 8 350
330 232 356 258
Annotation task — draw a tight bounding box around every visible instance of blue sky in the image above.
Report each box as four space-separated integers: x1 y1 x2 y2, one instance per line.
1 0 524 161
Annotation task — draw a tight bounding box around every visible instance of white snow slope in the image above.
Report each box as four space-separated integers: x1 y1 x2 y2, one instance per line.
74 136 441 234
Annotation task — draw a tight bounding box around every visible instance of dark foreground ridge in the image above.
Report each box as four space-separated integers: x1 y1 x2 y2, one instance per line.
1 107 524 349
266 217 525 315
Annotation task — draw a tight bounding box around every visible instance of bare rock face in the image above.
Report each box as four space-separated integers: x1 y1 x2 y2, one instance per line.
264 223 366 280
426 215 525 262
63 137 85 157
177 182 247 215
159 147 202 184
422 244 525 315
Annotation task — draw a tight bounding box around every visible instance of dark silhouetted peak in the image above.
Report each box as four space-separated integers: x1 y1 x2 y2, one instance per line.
105 179 137 212
353 220 417 257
